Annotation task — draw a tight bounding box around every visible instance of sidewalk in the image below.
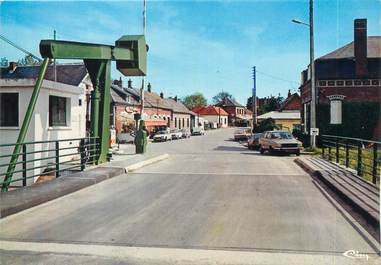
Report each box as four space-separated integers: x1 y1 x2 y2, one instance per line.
295 156 379 229
0 151 169 219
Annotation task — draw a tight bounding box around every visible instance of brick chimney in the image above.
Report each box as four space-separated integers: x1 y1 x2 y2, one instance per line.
8 62 17 72
147 82 152 92
354 18 368 78
160 92 164 99
127 79 132 88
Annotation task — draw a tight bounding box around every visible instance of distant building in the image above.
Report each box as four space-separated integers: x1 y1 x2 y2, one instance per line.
215 97 252 126
279 90 301 111
110 80 193 136
192 106 228 128
257 110 301 132
299 19 381 139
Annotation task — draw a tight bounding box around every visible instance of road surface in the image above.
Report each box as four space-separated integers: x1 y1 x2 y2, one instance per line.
0 128 378 264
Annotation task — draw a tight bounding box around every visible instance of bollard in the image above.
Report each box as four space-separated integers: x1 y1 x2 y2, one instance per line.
135 120 147 154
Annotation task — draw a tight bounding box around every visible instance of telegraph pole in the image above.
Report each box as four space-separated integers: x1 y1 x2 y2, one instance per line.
252 66 257 132
309 0 316 148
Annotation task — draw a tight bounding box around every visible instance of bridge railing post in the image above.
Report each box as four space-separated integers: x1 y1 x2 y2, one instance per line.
372 143 378 185
357 141 362 177
345 140 349 168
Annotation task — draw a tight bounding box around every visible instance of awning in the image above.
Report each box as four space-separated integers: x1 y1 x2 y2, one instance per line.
144 120 168 127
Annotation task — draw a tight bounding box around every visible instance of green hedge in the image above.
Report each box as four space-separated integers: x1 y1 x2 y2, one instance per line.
317 102 380 140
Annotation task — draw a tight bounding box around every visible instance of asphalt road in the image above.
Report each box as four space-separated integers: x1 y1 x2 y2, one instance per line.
0 128 379 264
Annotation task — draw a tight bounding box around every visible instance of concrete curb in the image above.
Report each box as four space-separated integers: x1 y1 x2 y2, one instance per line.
0 154 169 219
124 153 169 173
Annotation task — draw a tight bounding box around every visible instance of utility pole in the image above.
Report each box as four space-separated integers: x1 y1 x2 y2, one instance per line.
252 66 257 132
309 0 316 148
53 30 57 82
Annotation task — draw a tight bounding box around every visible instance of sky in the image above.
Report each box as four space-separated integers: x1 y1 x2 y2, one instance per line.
1 0 380 105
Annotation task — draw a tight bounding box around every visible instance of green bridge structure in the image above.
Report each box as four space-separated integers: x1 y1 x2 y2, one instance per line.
2 35 147 191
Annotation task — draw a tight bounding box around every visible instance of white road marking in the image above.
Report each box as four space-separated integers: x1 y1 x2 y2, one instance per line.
0 240 377 265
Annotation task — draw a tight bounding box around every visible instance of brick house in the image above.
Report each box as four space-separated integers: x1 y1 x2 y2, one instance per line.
280 90 301 111
215 97 252 126
299 19 381 140
111 81 193 136
110 80 141 135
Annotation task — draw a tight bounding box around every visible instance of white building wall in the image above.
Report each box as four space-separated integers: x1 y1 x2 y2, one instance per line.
0 79 87 185
201 115 228 128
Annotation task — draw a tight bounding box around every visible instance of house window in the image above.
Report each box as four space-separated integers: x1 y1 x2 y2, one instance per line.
175 117 177 128
0 93 19 127
49 95 68 126
187 118 189 128
182 118 185 128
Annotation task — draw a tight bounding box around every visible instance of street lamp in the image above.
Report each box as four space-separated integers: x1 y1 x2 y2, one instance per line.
292 0 316 148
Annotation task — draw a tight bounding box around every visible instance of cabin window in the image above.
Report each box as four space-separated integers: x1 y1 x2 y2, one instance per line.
49 95 68 126
0 93 19 127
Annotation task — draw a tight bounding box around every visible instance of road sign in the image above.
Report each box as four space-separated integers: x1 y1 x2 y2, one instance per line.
310 128 319 136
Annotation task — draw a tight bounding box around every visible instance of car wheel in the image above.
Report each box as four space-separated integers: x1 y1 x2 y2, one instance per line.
296 150 300 156
259 146 265 154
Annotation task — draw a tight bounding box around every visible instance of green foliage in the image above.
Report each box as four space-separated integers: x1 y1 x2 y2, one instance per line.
317 102 380 140
0 57 8 67
254 118 278 133
182 93 207 110
260 96 284 114
17 55 40 66
247 95 284 115
212 91 234 104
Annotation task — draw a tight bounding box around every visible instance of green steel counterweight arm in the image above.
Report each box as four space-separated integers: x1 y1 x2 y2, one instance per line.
2 58 49 191
2 36 146 191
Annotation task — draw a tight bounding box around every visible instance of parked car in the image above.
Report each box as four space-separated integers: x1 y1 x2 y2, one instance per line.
234 128 251 141
259 131 302 155
192 127 205 136
248 133 263 150
170 129 183 140
153 130 171 142
180 128 191 138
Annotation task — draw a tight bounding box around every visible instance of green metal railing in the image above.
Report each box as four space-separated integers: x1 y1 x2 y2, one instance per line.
0 137 99 190
321 135 381 185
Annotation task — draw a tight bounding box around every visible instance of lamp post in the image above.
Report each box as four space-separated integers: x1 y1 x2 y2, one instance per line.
292 0 316 148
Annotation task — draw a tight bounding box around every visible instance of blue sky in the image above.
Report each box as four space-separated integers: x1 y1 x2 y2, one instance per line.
1 0 380 104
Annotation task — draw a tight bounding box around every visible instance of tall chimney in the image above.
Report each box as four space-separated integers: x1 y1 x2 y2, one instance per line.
354 19 368 78
160 92 164 99
127 79 132 88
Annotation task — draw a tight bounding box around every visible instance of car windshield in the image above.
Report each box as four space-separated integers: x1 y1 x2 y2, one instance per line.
271 132 293 139
156 131 166 135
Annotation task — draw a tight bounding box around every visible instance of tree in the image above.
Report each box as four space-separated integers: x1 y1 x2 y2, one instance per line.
212 91 234 104
17 55 40 66
182 93 207 110
254 118 278 133
0 57 8 67
247 95 284 115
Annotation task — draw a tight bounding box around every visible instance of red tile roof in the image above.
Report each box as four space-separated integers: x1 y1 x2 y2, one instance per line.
192 106 228 116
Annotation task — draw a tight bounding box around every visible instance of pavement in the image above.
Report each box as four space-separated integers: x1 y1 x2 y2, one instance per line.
0 152 169 218
0 128 380 265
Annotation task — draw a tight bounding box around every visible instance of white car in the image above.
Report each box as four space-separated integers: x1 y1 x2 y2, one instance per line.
192 127 205 135
153 130 171 142
170 129 183 140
